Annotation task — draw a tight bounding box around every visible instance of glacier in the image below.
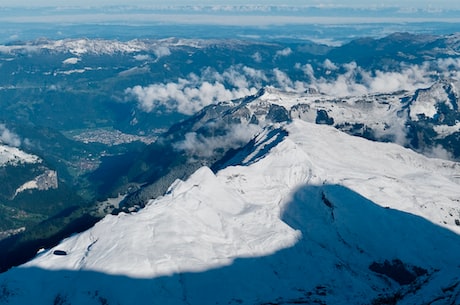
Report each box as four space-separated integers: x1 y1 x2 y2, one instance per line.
1 118 459 304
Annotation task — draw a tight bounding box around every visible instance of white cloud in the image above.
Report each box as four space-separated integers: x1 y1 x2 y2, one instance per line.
125 65 265 115
153 46 171 59
0 124 21 147
296 60 439 97
313 62 369 96
423 144 454 160
295 63 315 80
242 66 268 83
173 123 262 158
252 52 262 63
222 68 249 89
275 47 292 58
435 57 460 79
126 57 460 117
273 68 294 91
323 59 338 70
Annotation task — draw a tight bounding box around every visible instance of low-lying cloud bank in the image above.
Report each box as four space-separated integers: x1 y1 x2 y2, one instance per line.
125 65 265 115
126 57 460 115
298 58 460 96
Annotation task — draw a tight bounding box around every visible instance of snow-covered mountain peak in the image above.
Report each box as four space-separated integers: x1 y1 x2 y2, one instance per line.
253 86 325 110
22 140 304 278
2 119 460 304
408 78 459 121
208 81 460 161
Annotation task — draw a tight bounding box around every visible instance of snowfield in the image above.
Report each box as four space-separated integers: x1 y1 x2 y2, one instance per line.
0 144 41 167
1 120 460 304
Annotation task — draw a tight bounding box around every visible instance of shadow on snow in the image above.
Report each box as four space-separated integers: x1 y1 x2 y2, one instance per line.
1 184 460 305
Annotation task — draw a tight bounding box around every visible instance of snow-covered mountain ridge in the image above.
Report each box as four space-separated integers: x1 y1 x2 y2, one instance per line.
0 37 268 57
187 80 460 161
1 32 459 57
1 119 459 304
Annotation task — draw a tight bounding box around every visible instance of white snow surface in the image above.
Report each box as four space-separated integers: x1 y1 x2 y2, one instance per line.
409 80 459 121
434 121 460 137
244 86 410 144
409 83 448 121
0 38 258 56
62 57 80 65
1 120 460 304
0 144 41 167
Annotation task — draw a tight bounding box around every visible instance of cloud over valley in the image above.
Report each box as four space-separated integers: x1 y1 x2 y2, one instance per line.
125 65 265 115
173 123 263 158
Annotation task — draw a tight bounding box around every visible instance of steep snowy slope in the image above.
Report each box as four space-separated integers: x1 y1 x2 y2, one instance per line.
1 120 460 304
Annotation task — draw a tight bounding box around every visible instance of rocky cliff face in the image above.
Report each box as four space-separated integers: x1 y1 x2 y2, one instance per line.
14 170 58 198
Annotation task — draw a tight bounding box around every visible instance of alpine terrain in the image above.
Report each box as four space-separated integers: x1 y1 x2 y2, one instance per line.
1 32 460 272
1 7 460 302
0 87 459 304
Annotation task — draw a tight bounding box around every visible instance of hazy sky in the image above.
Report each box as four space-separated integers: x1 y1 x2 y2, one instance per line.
1 1 459 27
0 0 459 9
